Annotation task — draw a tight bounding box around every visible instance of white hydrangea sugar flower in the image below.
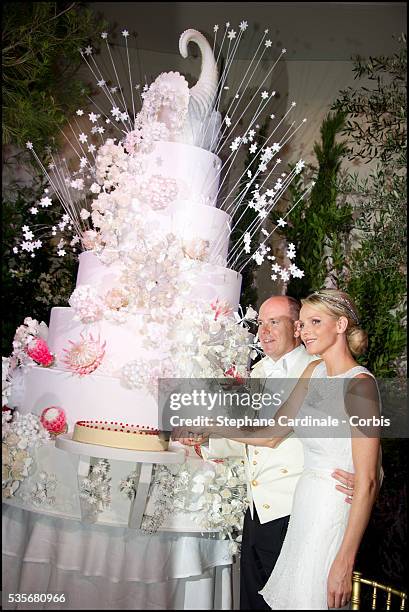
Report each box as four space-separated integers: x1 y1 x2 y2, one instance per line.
69 286 104 324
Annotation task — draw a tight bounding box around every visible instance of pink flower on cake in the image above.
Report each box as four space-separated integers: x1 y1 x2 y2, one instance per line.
224 365 245 385
63 333 106 376
26 338 54 367
211 299 233 321
11 317 50 368
40 407 67 436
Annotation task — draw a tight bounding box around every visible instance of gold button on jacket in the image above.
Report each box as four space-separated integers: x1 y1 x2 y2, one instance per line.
252 479 258 486
280 468 288 474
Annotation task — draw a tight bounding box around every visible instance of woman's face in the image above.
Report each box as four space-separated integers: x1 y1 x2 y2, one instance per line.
298 304 340 355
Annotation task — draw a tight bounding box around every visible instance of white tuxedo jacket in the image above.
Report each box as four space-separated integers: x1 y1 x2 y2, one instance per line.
202 345 319 524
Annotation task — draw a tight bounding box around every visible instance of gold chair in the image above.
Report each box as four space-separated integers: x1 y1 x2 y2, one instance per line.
351 571 407 610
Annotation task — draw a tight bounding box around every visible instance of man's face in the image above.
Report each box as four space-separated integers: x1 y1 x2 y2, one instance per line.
257 298 298 360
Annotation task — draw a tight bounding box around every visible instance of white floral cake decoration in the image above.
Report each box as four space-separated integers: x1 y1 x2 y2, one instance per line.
20 22 312 288
2 409 50 499
79 459 111 515
121 458 248 552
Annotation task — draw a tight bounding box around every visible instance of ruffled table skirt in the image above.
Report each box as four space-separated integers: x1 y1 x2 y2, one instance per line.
2 506 237 610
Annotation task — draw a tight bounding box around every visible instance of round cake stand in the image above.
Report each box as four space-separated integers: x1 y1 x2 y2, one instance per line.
55 433 186 529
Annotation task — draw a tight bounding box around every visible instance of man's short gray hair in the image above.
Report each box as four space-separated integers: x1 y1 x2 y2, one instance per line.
287 296 301 322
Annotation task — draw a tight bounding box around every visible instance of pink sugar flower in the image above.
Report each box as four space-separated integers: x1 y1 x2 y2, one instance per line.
62 333 106 376
40 407 67 436
26 338 54 367
224 365 245 386
211 299 233 321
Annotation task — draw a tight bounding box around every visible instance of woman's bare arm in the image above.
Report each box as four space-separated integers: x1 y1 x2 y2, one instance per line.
327 374 380 608
174 360 322 448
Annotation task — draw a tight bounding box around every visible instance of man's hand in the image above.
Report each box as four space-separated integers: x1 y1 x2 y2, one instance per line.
332 469 355 504
178 435 210 446
172 427 209 446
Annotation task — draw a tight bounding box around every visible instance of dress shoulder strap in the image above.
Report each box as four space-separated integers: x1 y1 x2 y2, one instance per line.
310 360 326 378
345 366 375 379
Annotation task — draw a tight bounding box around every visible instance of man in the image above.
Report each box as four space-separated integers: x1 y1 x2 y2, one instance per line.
200 296 356 610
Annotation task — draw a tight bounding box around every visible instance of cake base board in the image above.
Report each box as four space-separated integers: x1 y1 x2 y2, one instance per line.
55 434 185 464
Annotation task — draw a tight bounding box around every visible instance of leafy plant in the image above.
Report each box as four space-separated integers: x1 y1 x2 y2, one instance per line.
271 110 353 299
333 35 407 377
275 36 406 377
2 2 103 149
2 178 77 354
2 2 102 352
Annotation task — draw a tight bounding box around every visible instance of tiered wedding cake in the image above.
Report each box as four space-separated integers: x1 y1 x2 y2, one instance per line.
13 30 252 442
4 25 308 534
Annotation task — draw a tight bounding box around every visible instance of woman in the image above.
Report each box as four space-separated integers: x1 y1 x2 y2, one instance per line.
258 289 380 609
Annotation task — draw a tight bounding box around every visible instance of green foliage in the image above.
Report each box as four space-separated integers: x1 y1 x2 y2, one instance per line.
333 35 407 377
272 110 353 299
2 178 77 354
275 36 406 377
2 2 103 149
333 36 407 588
2 2 103 352
333 35 407 167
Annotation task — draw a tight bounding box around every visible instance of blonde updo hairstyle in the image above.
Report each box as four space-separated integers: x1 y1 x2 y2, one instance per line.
301 289 368 357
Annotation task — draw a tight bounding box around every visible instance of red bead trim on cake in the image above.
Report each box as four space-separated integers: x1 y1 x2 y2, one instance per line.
75 420 160 435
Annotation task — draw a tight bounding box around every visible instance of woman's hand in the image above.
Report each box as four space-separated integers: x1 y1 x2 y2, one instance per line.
327 555 353 608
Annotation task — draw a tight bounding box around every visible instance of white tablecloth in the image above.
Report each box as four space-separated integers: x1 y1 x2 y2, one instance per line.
2 506 238 610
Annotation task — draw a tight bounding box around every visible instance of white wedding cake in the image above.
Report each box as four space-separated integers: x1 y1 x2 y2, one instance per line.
3 25 307 537
12 30 253 437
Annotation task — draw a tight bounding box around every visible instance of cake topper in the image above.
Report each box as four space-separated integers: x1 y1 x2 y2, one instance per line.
22 22 312 283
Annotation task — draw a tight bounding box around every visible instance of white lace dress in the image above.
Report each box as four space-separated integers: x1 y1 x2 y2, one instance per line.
259 363 374 610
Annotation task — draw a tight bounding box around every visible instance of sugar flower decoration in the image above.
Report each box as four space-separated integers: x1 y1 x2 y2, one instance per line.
104 288 129 311
211 298 233 320
79 459 111 514
122 359 175 395
81 229 103 251
11 317 49 368
2 410 50 498
138 175 178 210
40 407 67 436
69 285 104 324
2 358 13 406
139 71 189 137
62 333 106 376
124 121 170 155
26 338 54 367
182 239 210 261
